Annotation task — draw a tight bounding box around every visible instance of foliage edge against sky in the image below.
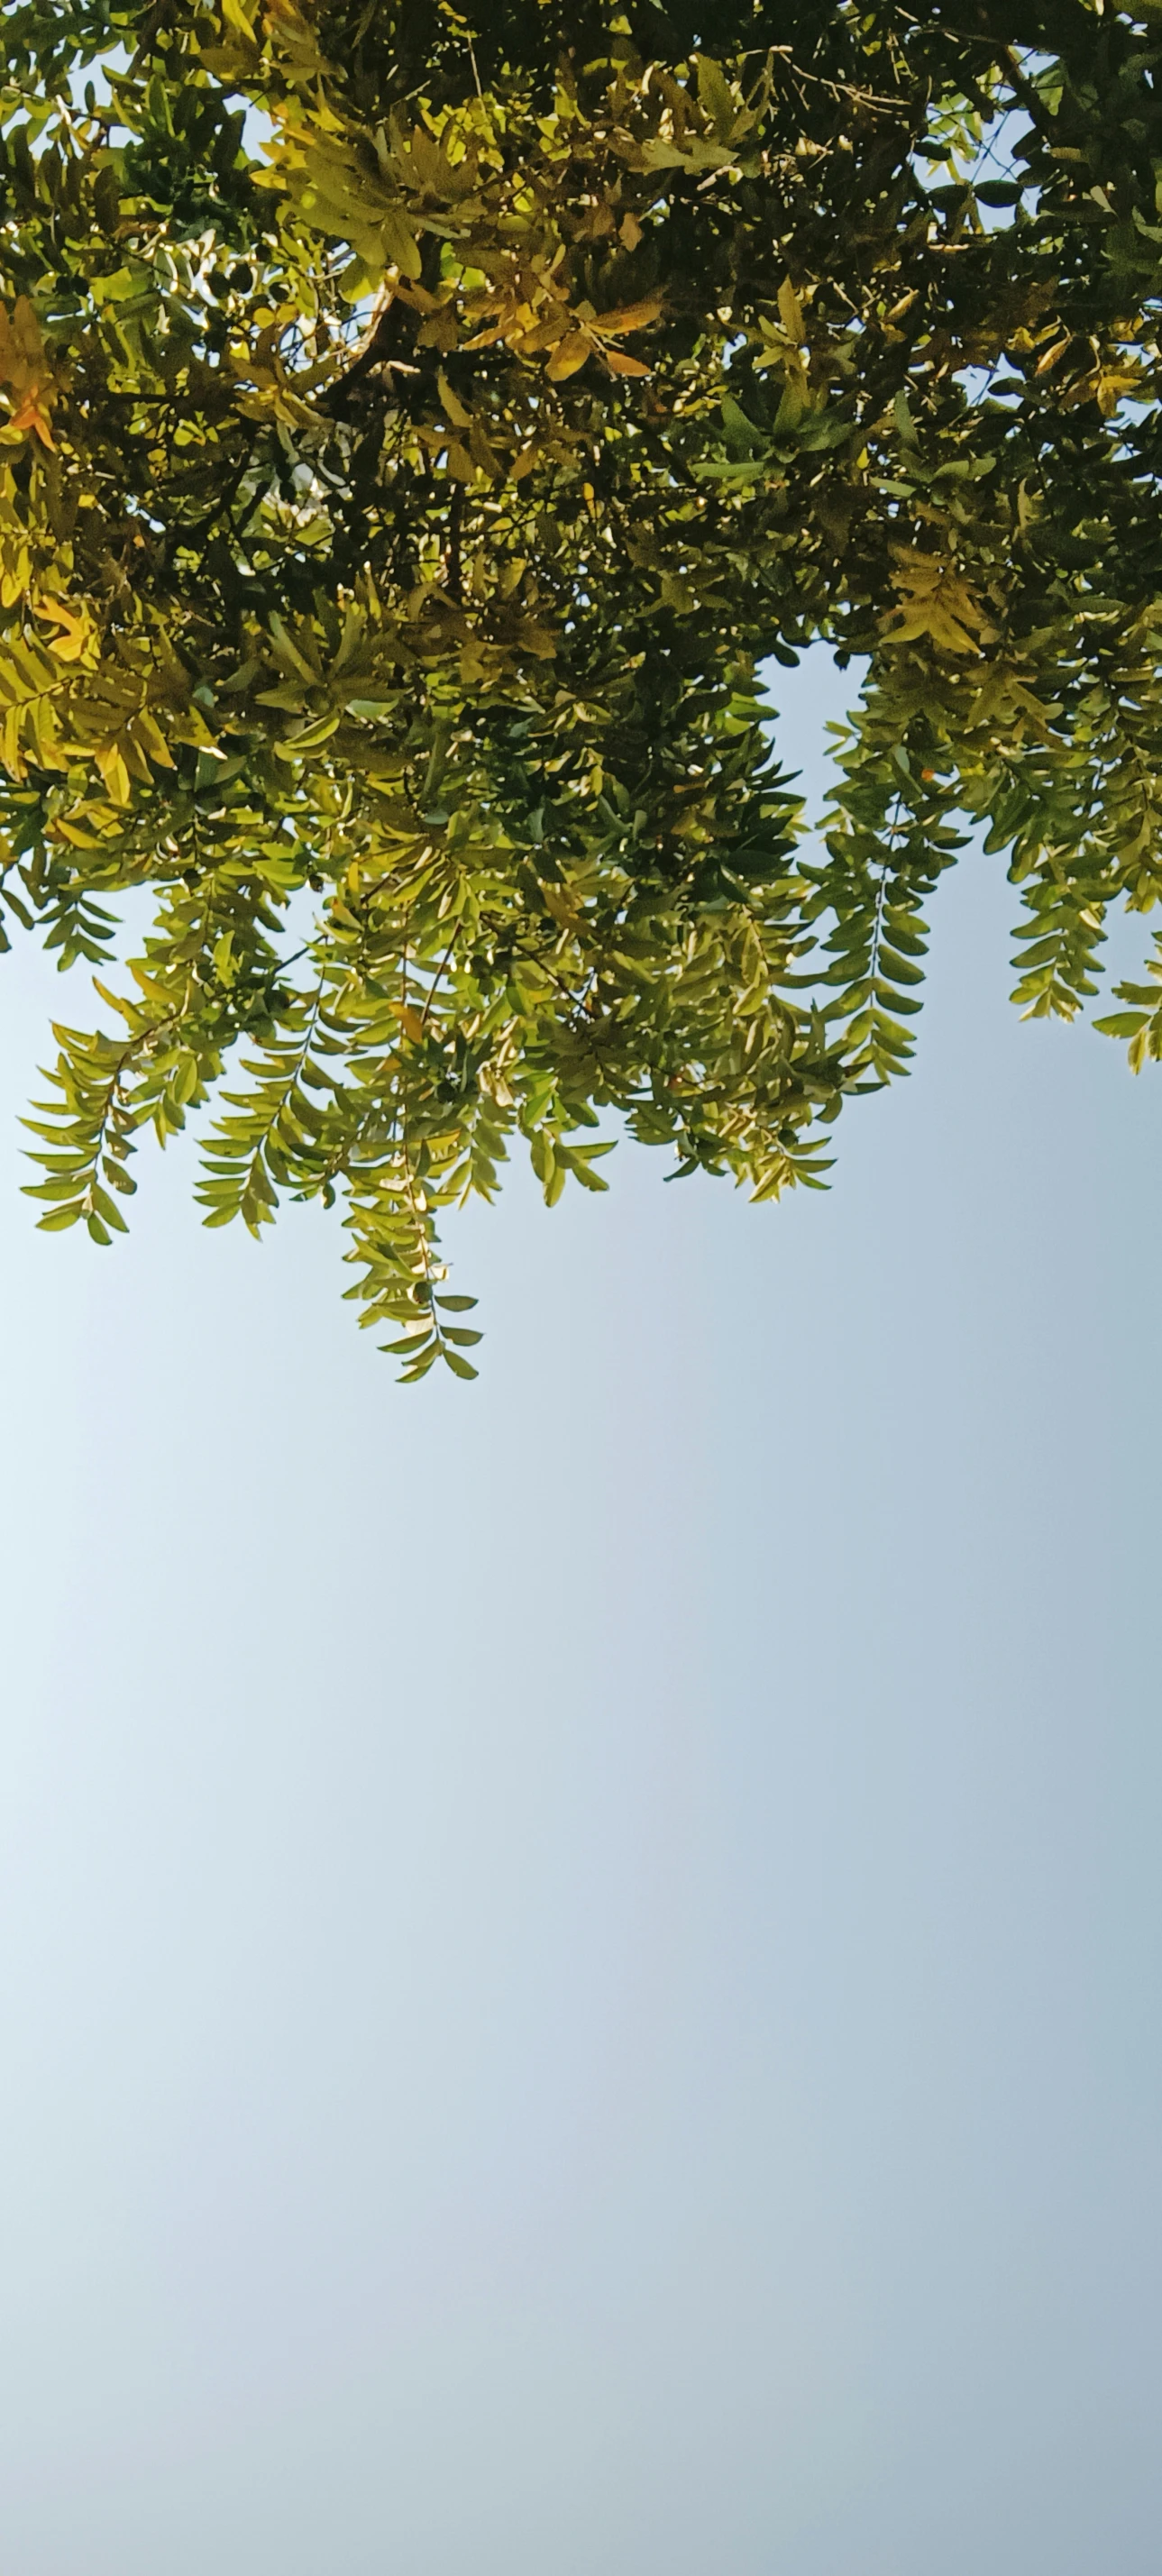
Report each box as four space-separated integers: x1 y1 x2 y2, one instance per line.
1 0 1160 1373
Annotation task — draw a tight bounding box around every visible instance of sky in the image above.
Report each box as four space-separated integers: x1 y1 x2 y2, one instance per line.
0 653 1159 2575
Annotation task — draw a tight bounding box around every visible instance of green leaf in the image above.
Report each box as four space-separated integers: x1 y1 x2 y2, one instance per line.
35 1200 85 1230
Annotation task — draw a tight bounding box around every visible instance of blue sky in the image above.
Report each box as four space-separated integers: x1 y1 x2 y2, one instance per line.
0 654 1159 2574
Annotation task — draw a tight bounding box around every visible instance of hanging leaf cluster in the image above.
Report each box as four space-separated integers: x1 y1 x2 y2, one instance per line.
3 0 1162 1374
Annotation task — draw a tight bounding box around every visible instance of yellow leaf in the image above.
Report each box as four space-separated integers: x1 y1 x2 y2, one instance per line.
221 0 258 41
514 313 569 353
0 543 31 607
54 817 108 847
94 742 132 804
436 369 472 427
32 596 92 662
0 298 58 446
169 705 219 751
29 695 65 770
130 707 177 769
0 294 46 381
883 602 982 656
590 294 663 337
541 882 581 928
604 348 651 376
9 392 54 449
380 209 423 279
777 278 804 343
1 702 24 778
546 333 591 380
884 549 987 658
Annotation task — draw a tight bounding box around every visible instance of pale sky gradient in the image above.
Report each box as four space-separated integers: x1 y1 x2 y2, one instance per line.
1 656 1159 2573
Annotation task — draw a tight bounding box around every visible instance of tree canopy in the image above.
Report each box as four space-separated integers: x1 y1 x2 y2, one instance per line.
2 0 1161 1374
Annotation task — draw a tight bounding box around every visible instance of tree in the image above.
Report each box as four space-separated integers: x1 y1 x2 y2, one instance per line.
1 0 1160 1376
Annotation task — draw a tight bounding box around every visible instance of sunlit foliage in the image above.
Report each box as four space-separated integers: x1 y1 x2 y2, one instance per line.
2 0 1160 1372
